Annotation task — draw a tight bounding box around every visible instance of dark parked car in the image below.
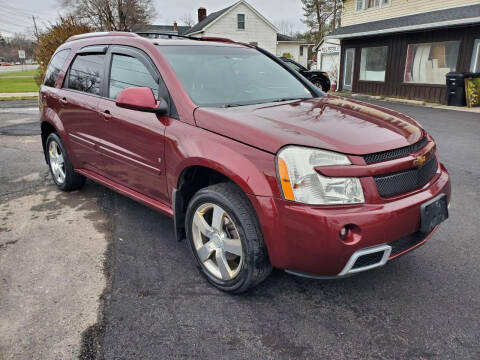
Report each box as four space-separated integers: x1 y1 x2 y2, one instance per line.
279 56 331 92
39 32 450 293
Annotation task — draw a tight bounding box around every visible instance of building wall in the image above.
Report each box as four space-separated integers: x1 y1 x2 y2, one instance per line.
298 45 309 67
316 39 341 81
201 3 277 54
338 25 480 104
277 43 300 59
276 43 309 67
342 0 480 27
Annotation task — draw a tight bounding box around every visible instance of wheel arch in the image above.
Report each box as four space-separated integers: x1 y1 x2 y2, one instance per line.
171 155 276 242
173 164 248 242
41 120 59 164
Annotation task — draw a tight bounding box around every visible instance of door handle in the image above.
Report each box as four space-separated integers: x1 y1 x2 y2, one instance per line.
102 110 112 121
60 97 68 105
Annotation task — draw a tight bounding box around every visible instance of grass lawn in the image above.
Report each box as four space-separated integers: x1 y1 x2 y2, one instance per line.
0 77 39 92
0 69 40 93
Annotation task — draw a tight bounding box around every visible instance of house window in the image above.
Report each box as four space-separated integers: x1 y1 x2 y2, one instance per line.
360 46 388 82
404 41 460 84
237 14 245 30
300 46 304 57
356 0 390 12
470 39 480 72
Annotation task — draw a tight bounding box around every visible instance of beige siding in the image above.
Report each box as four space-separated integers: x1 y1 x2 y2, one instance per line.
201 3 277 54
342 0 480 27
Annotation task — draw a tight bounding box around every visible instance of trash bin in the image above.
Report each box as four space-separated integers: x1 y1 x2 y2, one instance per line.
465 73 480 107
446 72 472 106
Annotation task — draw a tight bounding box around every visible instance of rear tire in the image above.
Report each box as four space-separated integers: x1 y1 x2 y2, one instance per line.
46 133 86 191
185 183 272 293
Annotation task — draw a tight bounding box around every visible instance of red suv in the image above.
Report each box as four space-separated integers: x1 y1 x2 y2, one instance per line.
39 32 450 293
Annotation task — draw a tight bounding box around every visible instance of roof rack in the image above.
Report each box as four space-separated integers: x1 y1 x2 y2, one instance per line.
136 32 253 47
66 32 140 42
66 31 254 48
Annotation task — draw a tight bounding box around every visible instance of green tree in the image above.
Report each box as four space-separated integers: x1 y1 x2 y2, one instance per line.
60 0 155 31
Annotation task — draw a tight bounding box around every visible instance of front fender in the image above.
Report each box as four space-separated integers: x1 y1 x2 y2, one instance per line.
165 119 280 198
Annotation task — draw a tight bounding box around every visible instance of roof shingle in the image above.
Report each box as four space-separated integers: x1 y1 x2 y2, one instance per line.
186 4 235 35
328 4 480 38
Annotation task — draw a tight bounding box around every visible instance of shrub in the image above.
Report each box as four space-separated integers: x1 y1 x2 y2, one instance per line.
35 16 91 85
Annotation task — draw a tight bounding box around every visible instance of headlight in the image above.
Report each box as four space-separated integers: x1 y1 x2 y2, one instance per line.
277 146 364 205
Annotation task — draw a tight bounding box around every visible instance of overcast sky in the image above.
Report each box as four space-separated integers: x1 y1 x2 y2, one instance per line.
0 0 308 38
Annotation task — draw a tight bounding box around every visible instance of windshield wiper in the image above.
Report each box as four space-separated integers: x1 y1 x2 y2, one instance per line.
222 103 246 108
270 97 306 103
223 97 307 108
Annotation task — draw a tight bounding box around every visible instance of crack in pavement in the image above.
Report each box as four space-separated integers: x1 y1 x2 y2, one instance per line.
0 239 18 249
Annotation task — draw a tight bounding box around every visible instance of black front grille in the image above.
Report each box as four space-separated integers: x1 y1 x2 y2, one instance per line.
374 155 438 198
363 137 428 164
389 231 426 257
352 251 384 269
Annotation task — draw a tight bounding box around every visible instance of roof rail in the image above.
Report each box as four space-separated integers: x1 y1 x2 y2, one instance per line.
136 32 251 46
66 32 140 42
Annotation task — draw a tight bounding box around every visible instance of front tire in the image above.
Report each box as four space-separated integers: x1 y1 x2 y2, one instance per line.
46 133 85 191
311 77 329 92
185 183 272 293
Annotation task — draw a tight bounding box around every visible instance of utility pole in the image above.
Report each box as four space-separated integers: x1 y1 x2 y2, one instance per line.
32 15 39 40
332 0 337 30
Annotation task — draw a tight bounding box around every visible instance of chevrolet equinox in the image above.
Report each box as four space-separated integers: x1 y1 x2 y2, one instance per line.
39 32 451 293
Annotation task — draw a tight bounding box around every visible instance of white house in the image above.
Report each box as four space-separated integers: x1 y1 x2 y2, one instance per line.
184 1 311 66
276 34 312 67
186 1 278 54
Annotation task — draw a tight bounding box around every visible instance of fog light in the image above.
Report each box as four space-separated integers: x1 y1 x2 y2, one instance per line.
339 227 348 239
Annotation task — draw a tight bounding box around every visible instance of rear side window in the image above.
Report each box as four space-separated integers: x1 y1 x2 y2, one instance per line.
66 54 105 95
109 54 159 99
43 49 70 87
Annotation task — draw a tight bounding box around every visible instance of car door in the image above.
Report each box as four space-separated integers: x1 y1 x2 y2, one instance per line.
59 46 107 171
97 46 171 204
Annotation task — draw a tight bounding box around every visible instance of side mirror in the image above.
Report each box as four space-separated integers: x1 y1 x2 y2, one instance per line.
115 87 168 115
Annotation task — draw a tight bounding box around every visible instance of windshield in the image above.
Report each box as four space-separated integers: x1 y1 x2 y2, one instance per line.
157 45 314 107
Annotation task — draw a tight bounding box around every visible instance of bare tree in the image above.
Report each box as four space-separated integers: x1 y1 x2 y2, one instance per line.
179 13 195 27
0 33 36 62
277 20 296 37
301 0 342 42
60 0 156 31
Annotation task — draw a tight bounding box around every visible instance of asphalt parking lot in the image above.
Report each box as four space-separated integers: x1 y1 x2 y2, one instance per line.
0 99 479 359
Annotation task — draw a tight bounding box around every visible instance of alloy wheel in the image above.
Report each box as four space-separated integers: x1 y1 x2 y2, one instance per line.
48 140 66 184
191 203 243 280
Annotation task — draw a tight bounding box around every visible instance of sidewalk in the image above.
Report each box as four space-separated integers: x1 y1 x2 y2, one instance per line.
336 91 480 114
0 92 38 99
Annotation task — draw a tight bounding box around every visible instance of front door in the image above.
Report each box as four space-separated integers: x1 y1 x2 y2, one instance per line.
97 46 170 204
343 48 355 91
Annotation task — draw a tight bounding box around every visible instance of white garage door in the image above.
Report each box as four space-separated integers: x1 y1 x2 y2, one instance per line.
320 53 338 74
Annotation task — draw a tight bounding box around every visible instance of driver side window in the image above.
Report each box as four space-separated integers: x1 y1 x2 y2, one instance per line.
109 54 159 99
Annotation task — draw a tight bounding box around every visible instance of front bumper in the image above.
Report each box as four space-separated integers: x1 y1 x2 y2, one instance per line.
248 163 451 277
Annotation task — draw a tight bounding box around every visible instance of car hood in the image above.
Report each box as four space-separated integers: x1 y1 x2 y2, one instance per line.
193 96 424 155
